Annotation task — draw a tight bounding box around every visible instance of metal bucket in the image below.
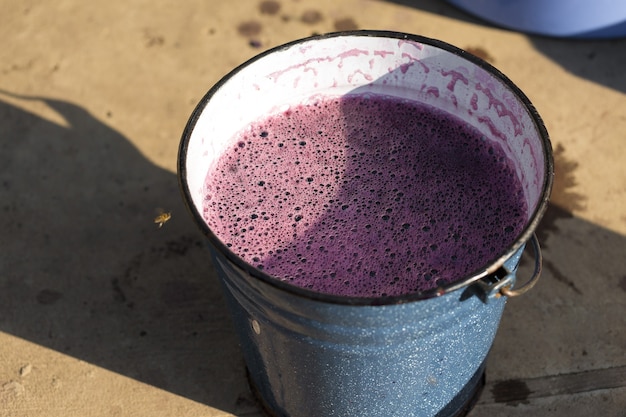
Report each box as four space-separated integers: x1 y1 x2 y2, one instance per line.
178 31 553 417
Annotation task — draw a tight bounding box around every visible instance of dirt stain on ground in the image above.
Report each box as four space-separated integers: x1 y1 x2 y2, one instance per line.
259 0 281 15
237 21 263 37
143 29 165 48
36 289 63 305
491 379 532 405
301 10 323 25
333 17 359 31
111 235 204 308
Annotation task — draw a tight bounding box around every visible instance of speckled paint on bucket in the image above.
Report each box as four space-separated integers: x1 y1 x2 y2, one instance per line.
213 245 523 416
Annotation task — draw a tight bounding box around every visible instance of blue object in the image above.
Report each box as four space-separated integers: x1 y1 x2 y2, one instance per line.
447 0 626 38
212 243 524 416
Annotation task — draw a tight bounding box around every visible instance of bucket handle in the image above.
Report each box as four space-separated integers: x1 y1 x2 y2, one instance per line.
500 233 542 298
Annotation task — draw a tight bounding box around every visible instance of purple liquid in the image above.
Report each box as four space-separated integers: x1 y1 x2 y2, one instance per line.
202 94 527 297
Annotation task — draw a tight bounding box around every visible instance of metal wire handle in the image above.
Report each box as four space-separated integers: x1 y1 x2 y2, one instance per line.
500 233 542 297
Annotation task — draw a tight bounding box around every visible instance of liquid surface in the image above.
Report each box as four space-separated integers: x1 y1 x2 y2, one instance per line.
202 94 527 297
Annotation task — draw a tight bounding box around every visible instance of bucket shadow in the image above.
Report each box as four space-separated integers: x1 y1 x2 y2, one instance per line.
474 142 626 406
529 37 626 94
474 199 626 407
0 93 259 415
2 77 624 416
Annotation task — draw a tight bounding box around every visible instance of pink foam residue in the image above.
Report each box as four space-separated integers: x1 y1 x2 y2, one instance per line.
338 48 369 59
269 49 370 82
399 62 412 74
440 69 469 92
269 57 334 83
337 49 369 68
470 93 478 111
420 84 439 98
401 52 429 73
347 70 373 83
374 50 394 58
477 115 506 142
476 84 522 136
397 40 424 51
522 136 542 198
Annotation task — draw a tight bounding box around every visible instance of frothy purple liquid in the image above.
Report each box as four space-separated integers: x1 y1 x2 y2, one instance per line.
202 94 527 297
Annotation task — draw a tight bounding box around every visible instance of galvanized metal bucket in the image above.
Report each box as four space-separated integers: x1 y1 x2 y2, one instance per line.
179 31 553 417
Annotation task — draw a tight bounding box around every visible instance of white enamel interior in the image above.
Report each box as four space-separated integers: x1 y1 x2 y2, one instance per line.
185 34 546 224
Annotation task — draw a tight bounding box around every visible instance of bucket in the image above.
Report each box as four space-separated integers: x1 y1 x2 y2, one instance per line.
447 0 626 39
178 31 553 417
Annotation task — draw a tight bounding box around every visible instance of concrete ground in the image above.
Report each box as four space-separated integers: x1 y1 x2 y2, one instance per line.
1 0 625 416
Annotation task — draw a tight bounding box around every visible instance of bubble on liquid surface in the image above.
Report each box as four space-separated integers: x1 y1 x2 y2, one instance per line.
203 94 528 297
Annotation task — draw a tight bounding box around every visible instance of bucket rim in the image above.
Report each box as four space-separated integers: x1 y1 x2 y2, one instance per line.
178 30 554 306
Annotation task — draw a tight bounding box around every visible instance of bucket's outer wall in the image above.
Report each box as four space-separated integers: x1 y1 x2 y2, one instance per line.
211 245 523 417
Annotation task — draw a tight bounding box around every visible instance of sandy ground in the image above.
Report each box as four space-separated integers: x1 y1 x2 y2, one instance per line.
1 0 625 416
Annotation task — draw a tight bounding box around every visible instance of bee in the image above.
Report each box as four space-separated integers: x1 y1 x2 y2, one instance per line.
154 210 171 228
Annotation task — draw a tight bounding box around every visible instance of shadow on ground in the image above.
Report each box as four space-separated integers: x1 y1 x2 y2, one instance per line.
0 90 624 416
0 93 258 415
